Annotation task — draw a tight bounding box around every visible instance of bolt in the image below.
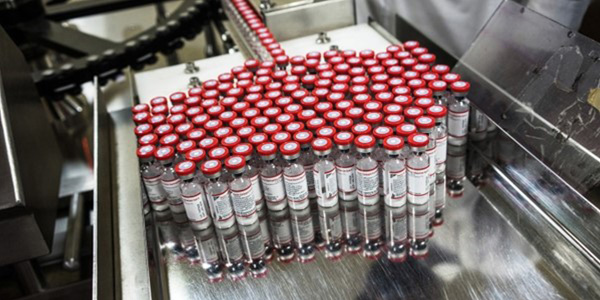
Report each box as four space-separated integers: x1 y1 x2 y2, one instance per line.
316 32 331 44
329 45 339 52
184 62 200 74
260 0 272 10
188 76 201 88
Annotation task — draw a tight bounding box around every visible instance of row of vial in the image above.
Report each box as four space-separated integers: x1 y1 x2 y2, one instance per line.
137 113 450 281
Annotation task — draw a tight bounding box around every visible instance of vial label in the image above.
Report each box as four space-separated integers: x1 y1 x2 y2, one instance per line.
473 110 488 133
408 211 429 239
143 175 166 203
241 229 266 259
284 172 309 208
210 189 234 221
261 172 286 204
162 178 182 203
448 110 469 138
259 218 271 244
319 212 343 241
407 166 429 202
304 164 316 195
221 232 244 262
435 178 446 208
314 168 339 207
291 215 315 244
197 234 220 264
356 166 379 200
336 165 356 192
250 174 263 204
231 185 257 224
270 218 293 245
386 212 408 243
341 206 360 235
436 134 448 165
447 153 466 179
383 168 407 207
426 147 437 184
359 212 382 240
182 192 209 222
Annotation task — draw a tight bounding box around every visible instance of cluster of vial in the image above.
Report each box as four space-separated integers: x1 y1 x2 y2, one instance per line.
133 44 472 282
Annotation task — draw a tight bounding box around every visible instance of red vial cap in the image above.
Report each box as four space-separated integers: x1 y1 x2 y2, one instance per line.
345 107 365 120
250 116 269 129
136 145 156 159
359 49 375 59
242 108 260 119
293 130 313 145
285 121 305 134
160 133 179 146
315 63 332 72
415 97 434 109
264 107 282 119
255 99 273 110
442 73 461 84
248 132 267 147
383 136 404 151
304 59 319 70
394 95 413 106
316 126 336 139
185 96 201 107
415 116 436 129
367 65 385 76
257 142 277 156
364 111 383 125
135 123 153 136
208 146 229 160
188 87 203 98
298 109 317 122
186 128 206 142
204 119 223 132
186 148 206 163
392 86 411 96
203 79 219 90
353 94 371 106
408 133 429 147
413 88 432 98
384 104 403 115
413 64 430 73
419 53 436 64
199 137 219 150
403 40 419 50
244 59 260 71
191 114 210 127
139 134 158 146
218 72 235 83
397 123 417 137
237 126 256 140
334 118 353 131
336 100 353 111
324 110 342 123
352 123 372 136
329 56 345 65
427 105 447 119
169 92 186 104
373 126 393 140
408 79 426 90
155 146 175 160
333 63 350 74
171 104 188 115
201 160 222 175
352 76 369 86
306 51 321 60
256 76 273 86
347 57 363 67
315 102 333 114
280 141 301 156
429 80 447 92
386 45 403 54
231 65 246 76
276 113 294 125
362 59 379 68
275 96 292 108
334 131 354 145
432 64 450 75
291 65 308 76
291 89 309 102
175 160 196 176
301 74 317 87
272 131 292 144
132 104 149 114
349 67 366 77
225 155 246 170
376 52 392 61
271 48 285 57
411 47 428 57
306 118 326 131
384 114 405 127
263 123 283 135
290 55 305 66
355 134 376 149
331 83 349 94
150 96 167 107
451 81 470 93
284 103 302 115
312 137 333 151
167 114 186 126
155 124 174 136
230 117 248 129
364 101 383 113
219 111 237 124
404 106 424 120
148 114 166 126
375 92 394 104
382 58 399 68
176 140 196 154
232 143 253 157
350 85 368 95
151 105 168 116
214 127 233 140
387 65 405 77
